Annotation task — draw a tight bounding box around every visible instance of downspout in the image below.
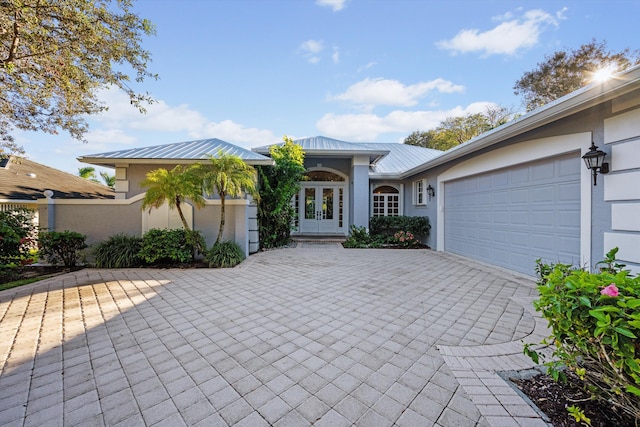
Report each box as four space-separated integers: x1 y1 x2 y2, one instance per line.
43 190 54 230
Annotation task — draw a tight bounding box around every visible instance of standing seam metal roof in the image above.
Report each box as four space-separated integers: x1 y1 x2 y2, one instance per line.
361 143 443 175
79 138 272 163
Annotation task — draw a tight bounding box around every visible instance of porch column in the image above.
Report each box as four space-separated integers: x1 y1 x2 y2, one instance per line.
351 155 370 230
234 200 249 257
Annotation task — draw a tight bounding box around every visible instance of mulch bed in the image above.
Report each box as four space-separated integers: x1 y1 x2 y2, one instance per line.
0 265 77 285
510 371 636 426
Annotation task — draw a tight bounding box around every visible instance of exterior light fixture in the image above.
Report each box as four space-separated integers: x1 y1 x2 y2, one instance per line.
582 141 609 186
427 184 435 199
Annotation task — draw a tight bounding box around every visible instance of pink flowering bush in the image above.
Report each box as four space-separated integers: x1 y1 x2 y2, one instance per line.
392 230 420 248
525 248 640 420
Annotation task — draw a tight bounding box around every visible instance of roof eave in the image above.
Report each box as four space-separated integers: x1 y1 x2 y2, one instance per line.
78 157 274 167
399 65 640 179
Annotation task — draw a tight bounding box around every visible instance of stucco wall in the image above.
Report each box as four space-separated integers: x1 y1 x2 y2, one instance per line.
399 174 439 248
38 197 252 257
120 163 184 199
603 104 640 274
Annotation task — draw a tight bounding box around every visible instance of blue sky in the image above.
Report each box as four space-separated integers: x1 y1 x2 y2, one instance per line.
15 0 640 174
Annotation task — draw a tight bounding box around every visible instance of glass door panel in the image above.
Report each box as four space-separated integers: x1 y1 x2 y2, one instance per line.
305 188 316 220
322 188 333 220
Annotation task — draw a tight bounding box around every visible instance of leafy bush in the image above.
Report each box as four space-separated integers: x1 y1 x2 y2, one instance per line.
139 228 205 264
38 230 87 267
392 230 421 248
525 248 640 420
342 225 372 248
369 215 430 239
206 240 245 268
0 208 37 265
93 234 143 268
258 137 306 249
342 225 387 248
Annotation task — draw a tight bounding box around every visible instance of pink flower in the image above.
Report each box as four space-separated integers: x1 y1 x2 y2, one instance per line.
601 284 619 297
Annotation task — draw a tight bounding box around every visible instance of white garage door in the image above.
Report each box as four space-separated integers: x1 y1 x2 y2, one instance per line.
444 153 581 275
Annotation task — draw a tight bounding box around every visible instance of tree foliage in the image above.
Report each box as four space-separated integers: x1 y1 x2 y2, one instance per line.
199 152 259 245
99 171 115 189
0 0 157 156
78 166 98 181
258 136 306 249
0 207 36 265
140 165 205 231
404 106 515 150
514 40 640 112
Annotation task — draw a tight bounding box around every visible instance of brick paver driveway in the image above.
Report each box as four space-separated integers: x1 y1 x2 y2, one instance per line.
0 244 547 426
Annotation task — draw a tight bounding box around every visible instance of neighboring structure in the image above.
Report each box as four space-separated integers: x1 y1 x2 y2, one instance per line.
72 65 640 275
75 138 273 255
0 157 113 229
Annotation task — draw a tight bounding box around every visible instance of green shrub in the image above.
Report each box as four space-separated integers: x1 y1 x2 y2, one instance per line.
206 240 245 268
342 225 387 248
93 234 143 268
38 230 87 267
139 228 205 265
0 208 37 265
369 215 430 239
342 225 372 248
392 230 421 248
525 248 640 420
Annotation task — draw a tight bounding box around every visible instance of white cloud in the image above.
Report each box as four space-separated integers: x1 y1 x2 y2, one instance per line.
436 8 564 56
299 39 325 63
332 47 340 64
316 102 495 141
357 62 377 73
329 78 465 108
316 0 346 12
88 87 279 149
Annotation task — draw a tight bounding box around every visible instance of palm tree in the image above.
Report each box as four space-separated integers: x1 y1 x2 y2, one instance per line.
100 171 116 189
140 165 205 231
78 166 99 182
200 152 259 245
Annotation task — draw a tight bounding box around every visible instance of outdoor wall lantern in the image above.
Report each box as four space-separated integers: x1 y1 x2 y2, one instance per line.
427 184 435 199
582 141 609 186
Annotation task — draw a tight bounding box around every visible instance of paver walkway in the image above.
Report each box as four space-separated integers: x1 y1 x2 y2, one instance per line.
0 245 551 426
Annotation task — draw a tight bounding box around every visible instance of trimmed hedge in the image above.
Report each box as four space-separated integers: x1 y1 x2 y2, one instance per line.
369 215 430 238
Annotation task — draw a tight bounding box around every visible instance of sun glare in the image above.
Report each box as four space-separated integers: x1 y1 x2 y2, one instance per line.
591 65 617 83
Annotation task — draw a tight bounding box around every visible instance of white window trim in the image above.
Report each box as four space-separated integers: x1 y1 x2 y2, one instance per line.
412 179 426 206
370 183 404 217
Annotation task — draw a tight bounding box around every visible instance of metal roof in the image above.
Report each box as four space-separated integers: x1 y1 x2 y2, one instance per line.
79 138 274 167
254 136 389 157
254 136 442 175
361 143 443 176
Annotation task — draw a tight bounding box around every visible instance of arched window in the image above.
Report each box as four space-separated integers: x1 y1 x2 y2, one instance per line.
372 185 399 217
304 170 345 182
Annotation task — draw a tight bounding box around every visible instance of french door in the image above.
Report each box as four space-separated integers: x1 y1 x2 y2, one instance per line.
300 185 340 234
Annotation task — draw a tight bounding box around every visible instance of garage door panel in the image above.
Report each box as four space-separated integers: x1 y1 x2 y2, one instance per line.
510 188 529 203
558 210 580 228
559 182 580 200
559 156 580 176
531 233 556 251
511 168 530 183
495 170 511 186
533 162 555 180
493 191 509 204
531 186 556 202
444 153 580 275
510 210 529 225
